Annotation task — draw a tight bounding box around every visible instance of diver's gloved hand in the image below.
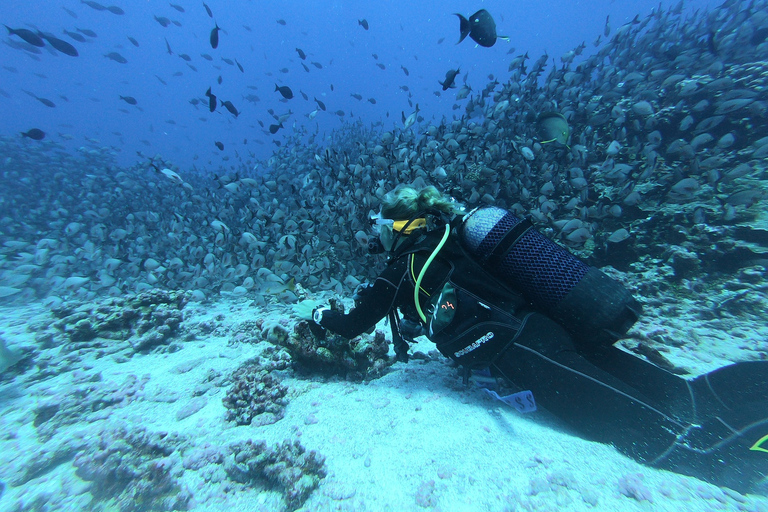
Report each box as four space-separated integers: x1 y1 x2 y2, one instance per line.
293 299 324 320
308 307 329 340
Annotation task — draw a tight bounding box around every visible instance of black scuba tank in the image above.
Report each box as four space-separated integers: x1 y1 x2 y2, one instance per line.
457 206 640 349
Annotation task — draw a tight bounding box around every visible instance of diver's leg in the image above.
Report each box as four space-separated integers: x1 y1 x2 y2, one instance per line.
491 313 768 492
491 313 688 463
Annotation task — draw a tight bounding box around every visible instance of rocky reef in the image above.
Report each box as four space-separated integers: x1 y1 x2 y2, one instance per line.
284 299 393 380
225 439 327 511
46 289 187 353
73 426 191 512
222 347 291 426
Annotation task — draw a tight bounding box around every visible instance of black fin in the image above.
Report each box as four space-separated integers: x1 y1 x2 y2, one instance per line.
454 13 470 44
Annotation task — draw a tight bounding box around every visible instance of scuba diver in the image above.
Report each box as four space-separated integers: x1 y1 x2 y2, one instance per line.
301 185 768 494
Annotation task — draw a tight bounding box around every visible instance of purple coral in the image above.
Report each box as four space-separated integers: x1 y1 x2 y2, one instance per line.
226 439 327 511
73 427 190 512
222 353 290 426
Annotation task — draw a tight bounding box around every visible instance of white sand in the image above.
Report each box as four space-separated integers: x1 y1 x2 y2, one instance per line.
0 295 766 512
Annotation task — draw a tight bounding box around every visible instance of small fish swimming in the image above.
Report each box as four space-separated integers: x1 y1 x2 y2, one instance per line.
439 67 460 90
39 33 79 56
63 30 87 42
358 19 369 30
164 37 173 54
311 61 323 69
276 19 286 26
76 28 97 37
269 123 283 134
119 95 137 105
455 9 507 47
203 2 213 18
155 15 171 27
105 52 127 63
215 141 224 150
275 84 293 99
367 97 376 104
314 97 326 111
21 128 45 140
205 87 217 112
170 3 185 12
221 100 239 117
210 23 220 49
536 112 570 145
296 48 306 60
81 0 107 11
4 26 45 47
107 5 124 15
127 36 139 47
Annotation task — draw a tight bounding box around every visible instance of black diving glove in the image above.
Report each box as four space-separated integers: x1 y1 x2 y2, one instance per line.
308 307 329 340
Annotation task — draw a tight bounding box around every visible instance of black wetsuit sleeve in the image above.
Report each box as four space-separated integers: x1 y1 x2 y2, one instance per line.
318 258 408 339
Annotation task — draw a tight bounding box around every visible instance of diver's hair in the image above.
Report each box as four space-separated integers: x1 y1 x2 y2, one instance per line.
380 185 463 220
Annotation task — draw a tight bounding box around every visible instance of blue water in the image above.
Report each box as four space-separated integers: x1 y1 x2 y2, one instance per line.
2 0 716 171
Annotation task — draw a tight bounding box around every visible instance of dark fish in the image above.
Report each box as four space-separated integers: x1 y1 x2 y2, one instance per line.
170 3 185 12
455 9 506 47
203 2 213 18
81 0 107 11
179 53 191 61
296 48 306 60
372 53 378 60
210 23 220 49
201 53 212 61
173 71 183 76
63 7 78 18
172 20 182 27
367 97 376 104
604 15 610 37
536 112 569 145
401 65 409 76
35 97 56 107
400 85 409 92
155 15 171 27
376 63 385 70
76 28 97 37
39 33 79 56
358 19 369 30
105 52 128 63
300 90 308 100
5 26 45 47
351 93 362 100
127 36 139 46
269 123 283 134
275 84 293 99
330 84 334 91
276 19 286 25
314 97 326 111
243 25 252 32
235 59 244 72
63 30 87 42
217 75 222 84
164 37 173 54
437 37 445 44
222 57 234 65
335 110 345 116
279 67 289 73
215 141 224 150
107 6 124 15
119 95 137 105
439 67 460 90
301 63 309 72
155 75 167 85
311 61 323 69
205 87 217 112
21 128 45 140
221 100 239 117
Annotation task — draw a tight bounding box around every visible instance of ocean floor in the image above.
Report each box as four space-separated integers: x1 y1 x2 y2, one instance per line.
0 289 766 512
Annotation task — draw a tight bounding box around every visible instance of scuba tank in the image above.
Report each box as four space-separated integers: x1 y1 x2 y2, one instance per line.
456 206 640 349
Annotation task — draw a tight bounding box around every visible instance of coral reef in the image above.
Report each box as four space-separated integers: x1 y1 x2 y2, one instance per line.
222 347 291 426
47 289 187 353
73 426 190 512
225 439 327 511
278 298 394 380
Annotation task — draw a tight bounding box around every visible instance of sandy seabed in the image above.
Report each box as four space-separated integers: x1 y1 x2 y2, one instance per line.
0 294 766 512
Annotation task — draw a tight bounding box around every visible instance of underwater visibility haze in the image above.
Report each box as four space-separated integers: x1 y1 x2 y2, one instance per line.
1 0 768 510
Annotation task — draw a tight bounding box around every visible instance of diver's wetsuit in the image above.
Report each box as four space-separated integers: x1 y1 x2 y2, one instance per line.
316 230 768 494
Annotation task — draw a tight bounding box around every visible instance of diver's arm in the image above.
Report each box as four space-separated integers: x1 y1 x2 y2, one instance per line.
316 260 407 339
